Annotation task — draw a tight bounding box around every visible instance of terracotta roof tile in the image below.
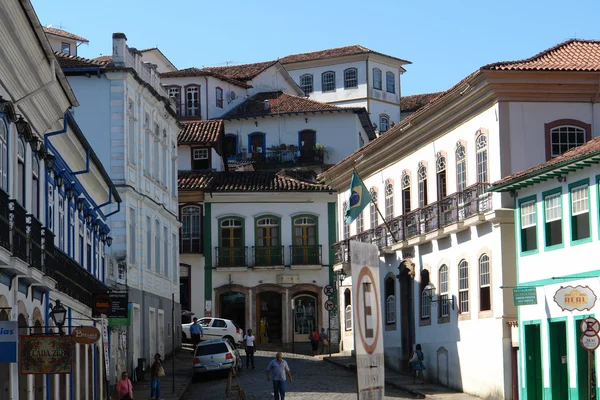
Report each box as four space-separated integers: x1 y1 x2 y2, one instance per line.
54 51 107 69
279 45 411 65
160 67 251 88
221 91 354 119
400 92 443 113
199 60 278 81
491 137 600 189
178 120 223 146
43 27 88 43
483 39 600 71
178 170 333 192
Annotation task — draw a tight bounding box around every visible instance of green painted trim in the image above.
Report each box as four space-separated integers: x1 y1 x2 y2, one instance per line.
291 213 320 245
328 202 336 289
541 186 564 252
518 269 600 287
518 194 539 256
217 215 246 248
596 175 600 241
568 178 592 246
253 214 282 244
521 320 543 399
204 203 212 302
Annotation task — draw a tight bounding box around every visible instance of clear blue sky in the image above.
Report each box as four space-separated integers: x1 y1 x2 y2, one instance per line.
33 0 600 96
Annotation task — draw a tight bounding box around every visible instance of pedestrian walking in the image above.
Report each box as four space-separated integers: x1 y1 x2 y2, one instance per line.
115 371 133 400
243 328 256 369
309 327 319 356
189 317 204 348
318 328 329 355
150 353 165 399
409 344 425 384
266 352 293 400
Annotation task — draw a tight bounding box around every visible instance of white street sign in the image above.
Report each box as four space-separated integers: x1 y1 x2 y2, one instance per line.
351 240 384 400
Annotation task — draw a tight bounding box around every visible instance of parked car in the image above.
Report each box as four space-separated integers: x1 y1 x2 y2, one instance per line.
192 339 242 377
181 317 243 346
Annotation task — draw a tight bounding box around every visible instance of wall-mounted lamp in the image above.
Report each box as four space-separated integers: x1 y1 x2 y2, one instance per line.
29 136 42 153
100 232 108 242
66 187 75 200
556 176 567 183
106 236 113 247
0 97 17 122
15 116 33 142
93 221 101 233
49 299 67 334
305 117 308 123
55 175 64 188
423 283 455 310
76 199 84 212
44 154 55 170
254 121 258 127
85 213 93 225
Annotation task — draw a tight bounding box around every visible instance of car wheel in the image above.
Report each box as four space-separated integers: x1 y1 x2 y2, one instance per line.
223 335 234 346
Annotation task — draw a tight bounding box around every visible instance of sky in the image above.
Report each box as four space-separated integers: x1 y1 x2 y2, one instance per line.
32 0 600 96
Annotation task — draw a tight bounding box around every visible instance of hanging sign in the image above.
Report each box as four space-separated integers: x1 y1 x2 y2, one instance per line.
0 321 17 363
71 326 101 345
101 318 110 380
554 285 597 312
20 335 73 374
92 292 129 318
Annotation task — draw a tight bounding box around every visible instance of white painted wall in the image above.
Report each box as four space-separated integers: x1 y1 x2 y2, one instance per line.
46 35 79 56
246 64 300 97
140 49 176 73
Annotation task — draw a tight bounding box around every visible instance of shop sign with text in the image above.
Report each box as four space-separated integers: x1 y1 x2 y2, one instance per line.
554 285 597 312
20 335 73 374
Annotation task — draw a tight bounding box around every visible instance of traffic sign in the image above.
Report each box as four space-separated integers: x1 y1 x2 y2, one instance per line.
324 299 335 312
580 334 600 351
580 317 600 337
324 285 335 297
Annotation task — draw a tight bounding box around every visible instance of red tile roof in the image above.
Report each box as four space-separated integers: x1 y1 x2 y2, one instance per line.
178 170 333 192
54 51 107 69
43 27 88 43
178 120 223 146
483 39 600 71
92 55 113 64
160 67 251 88
279 45 411 65
199 60 279 81
221 91 351 119
490 137 600 190
400 92 443 113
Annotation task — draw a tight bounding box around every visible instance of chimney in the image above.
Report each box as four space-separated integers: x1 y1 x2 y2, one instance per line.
264 100 270 111
112 33 128 67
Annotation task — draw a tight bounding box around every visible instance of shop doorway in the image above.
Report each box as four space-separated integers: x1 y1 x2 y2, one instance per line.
399 267 413 372
293 294 318 342
549 321 568 399
257 292 282 345
220 292 246 331
18 314 28 400
525 324 543 400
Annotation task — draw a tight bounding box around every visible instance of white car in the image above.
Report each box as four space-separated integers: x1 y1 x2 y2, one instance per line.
182 317 244 346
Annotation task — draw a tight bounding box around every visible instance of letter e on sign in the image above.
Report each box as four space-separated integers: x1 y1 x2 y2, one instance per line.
356 266 381 354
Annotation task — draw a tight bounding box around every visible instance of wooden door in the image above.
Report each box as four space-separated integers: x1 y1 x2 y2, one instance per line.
299 131 315 162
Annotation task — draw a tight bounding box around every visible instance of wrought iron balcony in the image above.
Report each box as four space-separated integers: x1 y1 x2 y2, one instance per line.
252 246 284 266
9 200 27 262
215 246 248 268
27 215 43 271
237 149 325 169
0 190 9 252
289 245 322 265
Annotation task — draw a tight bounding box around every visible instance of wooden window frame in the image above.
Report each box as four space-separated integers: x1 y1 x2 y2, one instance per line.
544 119 591 161
216 87 223 108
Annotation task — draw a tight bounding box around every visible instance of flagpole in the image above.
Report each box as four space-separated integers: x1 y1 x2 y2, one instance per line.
352 166 398 243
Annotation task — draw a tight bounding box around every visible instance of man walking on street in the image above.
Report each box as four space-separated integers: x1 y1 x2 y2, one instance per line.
243 329 256 369
266 352 292 400
189 317 203 348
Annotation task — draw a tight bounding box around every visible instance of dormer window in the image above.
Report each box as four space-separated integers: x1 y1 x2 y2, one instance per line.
61 42 71 54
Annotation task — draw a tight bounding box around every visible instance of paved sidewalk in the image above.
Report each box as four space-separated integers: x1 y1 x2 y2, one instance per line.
128 347 194 400
324 354 482 400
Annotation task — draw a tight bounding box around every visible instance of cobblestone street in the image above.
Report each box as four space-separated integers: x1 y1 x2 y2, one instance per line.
182 350 419 400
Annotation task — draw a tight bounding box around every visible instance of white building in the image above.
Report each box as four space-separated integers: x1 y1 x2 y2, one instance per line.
279 45 411 133
489 136 600 399
42 26 88 56
54 33 182 377
0 1 119 398
320 39 600 399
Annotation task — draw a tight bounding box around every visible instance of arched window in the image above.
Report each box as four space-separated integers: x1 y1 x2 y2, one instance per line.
479 254 491 311
292 216 318 265
436 153 447 201
181 205 202 253
342 202 350 239
219 218 244 266
418 163 427 208
215 87 223 108
300 74 313 95
379 115 390 133
256 216 281 266
545 119 591 160
456 142 467 192
386 71 395 93
370 188 378 229
31 155 39 219
344 68 358 89
155 219 161 273
476 131 488 183
356 210 364 234
0 120 7 191
373 68 382 90
458 259 469 313
344 288 352 331
420 270 430 319
321 71 336 92
385 180 394 221
16 139 25 205
385 277 395 324
58 195 64 251
185 85 200 117
401 172 411 214
439 265 449 317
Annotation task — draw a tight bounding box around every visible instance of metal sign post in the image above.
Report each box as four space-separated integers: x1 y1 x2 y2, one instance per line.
172 293 175 394
579 317 600 400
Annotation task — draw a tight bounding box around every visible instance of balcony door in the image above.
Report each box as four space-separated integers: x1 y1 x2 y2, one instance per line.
256 217 281 266
292 216 318 264
249 133 266 164
298 130 316 162
219 218 243 266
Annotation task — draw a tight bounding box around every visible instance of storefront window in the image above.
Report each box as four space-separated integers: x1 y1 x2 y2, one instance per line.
294 295 317 335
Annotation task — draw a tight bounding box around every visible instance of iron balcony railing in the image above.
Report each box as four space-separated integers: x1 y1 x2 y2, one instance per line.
9 200 27 262
252 246 284 266
237 149 325 169
0 190 9 252
215 246 248 268
333 183 492 260
289 245 322 265
27 215 43 271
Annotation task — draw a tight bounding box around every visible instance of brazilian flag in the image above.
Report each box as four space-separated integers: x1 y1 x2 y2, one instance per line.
344 171 372 224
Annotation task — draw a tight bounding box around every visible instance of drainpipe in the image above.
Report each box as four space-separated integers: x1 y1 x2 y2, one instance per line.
44 112 69 149
204 76 209 119
72 150 90 176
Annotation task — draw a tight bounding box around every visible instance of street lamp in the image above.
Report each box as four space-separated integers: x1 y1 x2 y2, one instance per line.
85 213 93 225
66 187 75 200
15 116 33 142
50 300 67 334
76 199 84 212
44 154 55 170
93 221 101 233
106 236 113 247
423 283 455 310
55 174 64 188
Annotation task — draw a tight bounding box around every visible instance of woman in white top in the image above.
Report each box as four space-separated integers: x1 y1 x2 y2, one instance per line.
243 329 256 369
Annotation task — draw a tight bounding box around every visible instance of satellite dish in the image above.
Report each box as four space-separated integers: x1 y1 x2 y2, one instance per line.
229 91 236 101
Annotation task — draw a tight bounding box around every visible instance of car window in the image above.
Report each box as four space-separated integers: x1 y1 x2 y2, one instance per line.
233 321 241 330
213 319 227 328
199 318 211 327
195 343 229 356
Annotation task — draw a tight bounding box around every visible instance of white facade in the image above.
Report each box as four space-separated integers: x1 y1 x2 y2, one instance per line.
43 27 86 56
